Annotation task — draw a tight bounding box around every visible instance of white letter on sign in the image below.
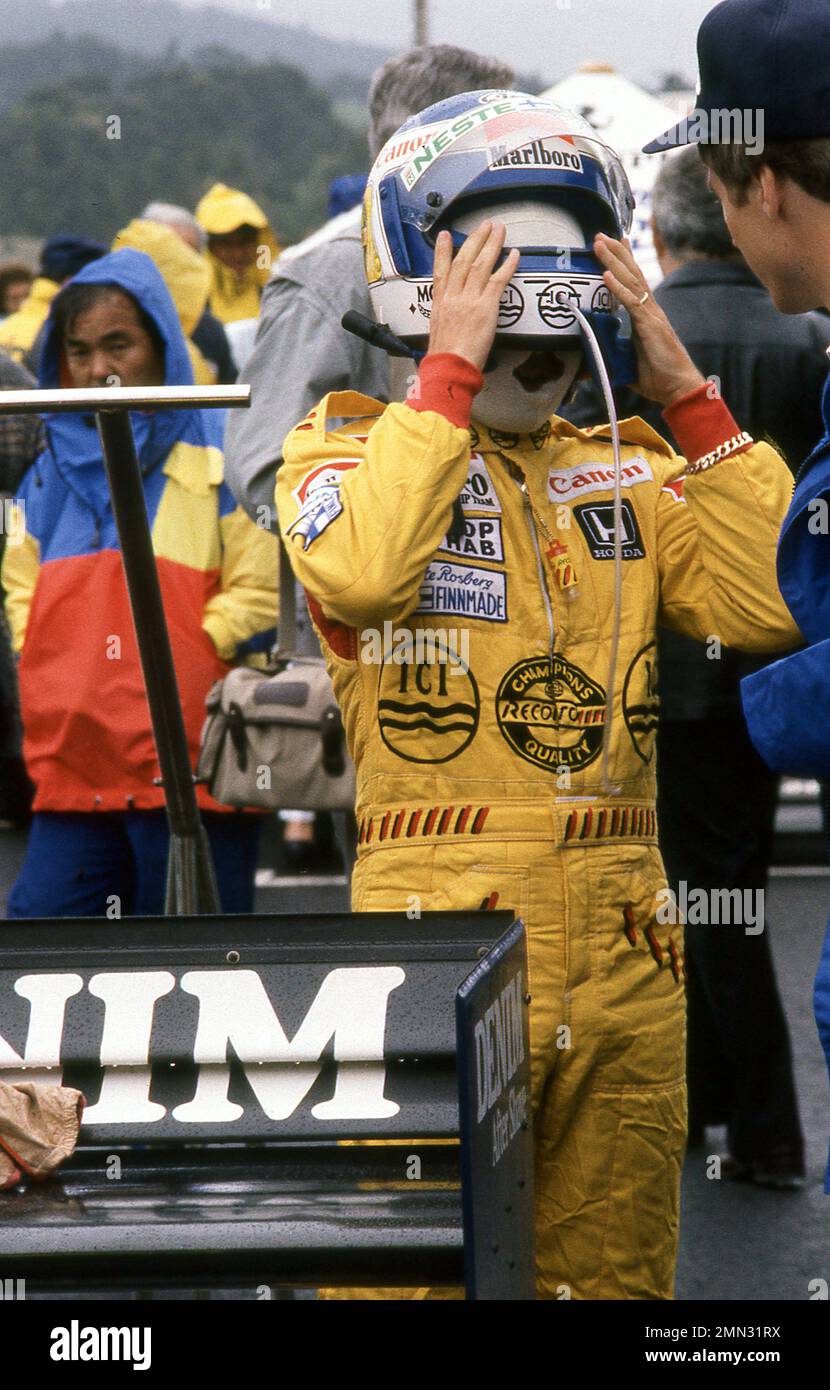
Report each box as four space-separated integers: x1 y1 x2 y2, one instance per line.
0 975 83 1086
172 967 405 1122
82 972 175 1123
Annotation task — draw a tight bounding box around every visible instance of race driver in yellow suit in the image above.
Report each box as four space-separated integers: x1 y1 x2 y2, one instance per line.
276 94 801 1300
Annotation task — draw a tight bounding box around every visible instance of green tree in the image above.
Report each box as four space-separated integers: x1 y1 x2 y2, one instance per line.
0 57 369 245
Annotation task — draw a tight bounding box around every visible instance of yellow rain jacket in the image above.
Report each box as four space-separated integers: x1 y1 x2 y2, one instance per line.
0 277 58 363
276 356 801 1299
112 219 216 384
195 183 279 323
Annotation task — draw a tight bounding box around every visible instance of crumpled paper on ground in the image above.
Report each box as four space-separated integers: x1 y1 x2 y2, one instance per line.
0 1080 85 1189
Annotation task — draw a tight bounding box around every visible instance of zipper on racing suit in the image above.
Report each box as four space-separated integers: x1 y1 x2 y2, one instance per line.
505 460 599 802
515 473 557 697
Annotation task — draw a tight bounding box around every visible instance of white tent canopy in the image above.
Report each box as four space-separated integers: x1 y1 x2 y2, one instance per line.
539 64 683 286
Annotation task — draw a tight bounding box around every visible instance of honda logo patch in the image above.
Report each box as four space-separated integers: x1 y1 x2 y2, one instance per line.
573 500 645 560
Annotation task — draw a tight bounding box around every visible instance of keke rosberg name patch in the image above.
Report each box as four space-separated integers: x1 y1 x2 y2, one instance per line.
496 655 606 771
416 560 507 622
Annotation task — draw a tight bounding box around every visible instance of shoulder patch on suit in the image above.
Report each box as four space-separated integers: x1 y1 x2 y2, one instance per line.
661 477 687 505
287 486 343 549
290 458 361 507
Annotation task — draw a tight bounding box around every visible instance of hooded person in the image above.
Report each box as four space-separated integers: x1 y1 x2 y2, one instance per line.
276 91 802 1300
328 174 368 219
0 234 106 367
195 183 280 324
111 218 218 384
1 247 279 918
0 263 33 319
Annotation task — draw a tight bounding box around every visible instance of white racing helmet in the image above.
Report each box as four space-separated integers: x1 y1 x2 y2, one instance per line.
362 89 636 381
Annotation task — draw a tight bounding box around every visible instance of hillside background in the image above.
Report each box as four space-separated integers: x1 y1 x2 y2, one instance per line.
0 0 393 251
0 0 547 254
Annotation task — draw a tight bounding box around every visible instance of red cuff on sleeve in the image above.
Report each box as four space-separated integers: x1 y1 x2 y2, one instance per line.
406 352 484 430
662 382 751 465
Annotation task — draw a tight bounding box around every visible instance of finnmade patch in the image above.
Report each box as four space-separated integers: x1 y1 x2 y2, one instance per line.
547 455 654 503
573 500 645 560
416 560 508 622
438 516 504 562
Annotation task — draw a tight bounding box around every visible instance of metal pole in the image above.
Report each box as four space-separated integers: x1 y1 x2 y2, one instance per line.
0 385 252 916
414 0 429 46
95 410 220 915
0 385 250 414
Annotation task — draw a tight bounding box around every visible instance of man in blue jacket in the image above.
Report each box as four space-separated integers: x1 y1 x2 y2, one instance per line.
1 249 278 917
644 0 830 1190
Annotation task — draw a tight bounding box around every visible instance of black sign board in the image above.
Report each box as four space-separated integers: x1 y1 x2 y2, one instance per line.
0 911 518 1146
456 917 535 1299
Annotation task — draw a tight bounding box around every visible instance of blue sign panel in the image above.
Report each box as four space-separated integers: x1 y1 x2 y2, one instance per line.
456 918 535 1299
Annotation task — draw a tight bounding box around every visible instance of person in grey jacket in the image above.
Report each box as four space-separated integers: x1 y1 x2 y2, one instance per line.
224 44 516 537
224 45 516 871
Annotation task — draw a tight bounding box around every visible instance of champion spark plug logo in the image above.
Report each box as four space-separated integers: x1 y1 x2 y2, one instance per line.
496 655 606 772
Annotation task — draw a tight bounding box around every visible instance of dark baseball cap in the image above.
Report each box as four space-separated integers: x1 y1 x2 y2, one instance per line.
41 234 107 282
643 0 830 153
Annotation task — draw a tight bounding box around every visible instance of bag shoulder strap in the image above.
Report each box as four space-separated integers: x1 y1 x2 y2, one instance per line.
277 532 297 657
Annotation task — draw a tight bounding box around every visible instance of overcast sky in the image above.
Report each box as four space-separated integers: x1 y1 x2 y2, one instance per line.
182 0 718 88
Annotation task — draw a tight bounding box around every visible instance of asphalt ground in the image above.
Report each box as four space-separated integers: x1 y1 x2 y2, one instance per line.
0 817 827 1302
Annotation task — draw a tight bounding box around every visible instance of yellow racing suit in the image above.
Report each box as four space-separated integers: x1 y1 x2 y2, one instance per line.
276 353 800 1299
